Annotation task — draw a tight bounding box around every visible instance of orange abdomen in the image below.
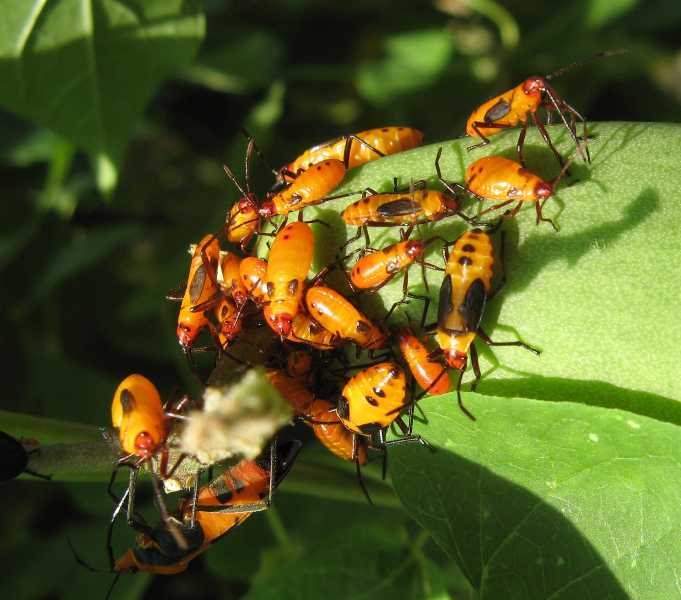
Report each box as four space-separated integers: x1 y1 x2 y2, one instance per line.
307 398 367 465
269 160 345 215
286 311 339 350
465 156 547 202
396 330 450 396
266 369 315 414
111 374 166 458
338 363 406 435
350 240 423 290
220 251 248 305
466 83 540 139
239 257 269 302
226 197 259 246
305 286 385 349
265 222 314 335
181 459 268 545
286 127 423 176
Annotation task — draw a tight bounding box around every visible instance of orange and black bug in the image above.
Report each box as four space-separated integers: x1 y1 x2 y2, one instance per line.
264 221 314 337
466 50 625 166
259 159 347 218
336 363 428 469
176 234 221 352
79 442 300 584
347 224 430 292
340 150 474 250
337 362 407 436
109 375 194 550
341 186 463 228
432 229 539 419
278 126 424 184
463 153 576 230
224 140 350 248
0 431 50 482
305 286 386 349
396 328 450 397
111 374 168 465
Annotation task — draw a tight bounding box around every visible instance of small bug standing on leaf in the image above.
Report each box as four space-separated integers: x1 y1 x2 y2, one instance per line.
466 49 625 167
462 150 579 231
431 229 539 420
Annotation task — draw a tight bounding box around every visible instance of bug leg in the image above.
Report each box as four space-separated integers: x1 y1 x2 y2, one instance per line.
535 199 558 231
467 124 492 151
469 343 482 392
516 122 528 168
476 326 541 355
151 472 188 550
454 367 476 421
352 434 373 505
531 112 567 171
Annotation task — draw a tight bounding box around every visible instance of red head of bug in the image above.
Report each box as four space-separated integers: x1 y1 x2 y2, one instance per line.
134 431 156 460
405 240 425 259
521 76 546 97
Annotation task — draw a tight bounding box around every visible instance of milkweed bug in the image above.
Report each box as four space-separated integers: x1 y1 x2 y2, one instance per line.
432 229 539 419
396 328 450 397
278 126 424 184
264 221 315 337
176 234 221 352
465 50 625 166
463 152 577 230
239 256 270 304
224 139 351 250
74 441 300 584
305 286 386 349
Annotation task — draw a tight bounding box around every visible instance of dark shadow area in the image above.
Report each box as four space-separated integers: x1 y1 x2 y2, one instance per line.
391 444 632 600
476 376 681 428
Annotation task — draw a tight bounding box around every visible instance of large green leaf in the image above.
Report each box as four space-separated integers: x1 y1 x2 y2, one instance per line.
390 395 681 599
297 122 681 597
0 0 205 190
305 122 681 417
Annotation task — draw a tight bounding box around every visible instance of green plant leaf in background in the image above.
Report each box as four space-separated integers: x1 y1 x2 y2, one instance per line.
0 0 205 192
357 29 455 106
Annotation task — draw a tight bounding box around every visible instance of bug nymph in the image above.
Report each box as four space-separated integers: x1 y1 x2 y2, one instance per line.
432 229 539 420
264 221 314 337
277 126 423 184
466 50 626 167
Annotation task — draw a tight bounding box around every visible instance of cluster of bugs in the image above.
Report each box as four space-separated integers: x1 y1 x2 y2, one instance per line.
49 51 620 594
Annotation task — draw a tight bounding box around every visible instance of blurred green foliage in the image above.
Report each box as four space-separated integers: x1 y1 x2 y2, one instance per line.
0 0 680 598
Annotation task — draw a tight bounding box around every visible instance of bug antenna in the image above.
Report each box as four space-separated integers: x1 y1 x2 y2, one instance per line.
68 538 107 573
545 48 628 81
